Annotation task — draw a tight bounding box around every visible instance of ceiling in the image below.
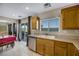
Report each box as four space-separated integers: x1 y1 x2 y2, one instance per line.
0 3 74 19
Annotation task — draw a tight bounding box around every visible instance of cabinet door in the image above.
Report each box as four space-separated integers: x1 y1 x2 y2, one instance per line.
76 5 79 28
55 45 67 56
31 16 37 30
44 40 54 56
36 39 45 55
61 6 77 29
67 43 79 56
55 41 67 56
36 43 44 55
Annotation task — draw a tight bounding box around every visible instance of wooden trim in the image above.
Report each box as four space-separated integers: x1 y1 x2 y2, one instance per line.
61 4 79 9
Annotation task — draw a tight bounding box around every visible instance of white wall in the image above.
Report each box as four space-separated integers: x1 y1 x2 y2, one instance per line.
38 8 60 20
0 16 16 23
21 18 28 24
0 16 16 35
36 7 79 36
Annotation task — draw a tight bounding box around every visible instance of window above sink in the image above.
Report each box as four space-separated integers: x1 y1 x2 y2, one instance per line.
40 17 60 32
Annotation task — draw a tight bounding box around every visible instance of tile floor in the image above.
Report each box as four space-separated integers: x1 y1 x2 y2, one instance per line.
0 41 40 56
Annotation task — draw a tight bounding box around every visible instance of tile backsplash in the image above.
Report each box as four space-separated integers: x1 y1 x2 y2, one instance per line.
31 30 79 36
31 30 79 40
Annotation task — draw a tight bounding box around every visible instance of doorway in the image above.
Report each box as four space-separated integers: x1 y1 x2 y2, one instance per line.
21 23 28 41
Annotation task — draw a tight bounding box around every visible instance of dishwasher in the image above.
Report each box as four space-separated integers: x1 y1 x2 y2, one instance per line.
28 36 36 51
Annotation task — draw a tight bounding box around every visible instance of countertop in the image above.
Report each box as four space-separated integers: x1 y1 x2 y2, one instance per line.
28 34 79 50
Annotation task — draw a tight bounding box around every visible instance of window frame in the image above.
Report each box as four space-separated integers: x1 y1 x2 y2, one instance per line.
40 17 60 32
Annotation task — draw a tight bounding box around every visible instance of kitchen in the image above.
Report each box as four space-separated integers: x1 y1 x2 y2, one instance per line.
0 3 79 56
27 3 79 56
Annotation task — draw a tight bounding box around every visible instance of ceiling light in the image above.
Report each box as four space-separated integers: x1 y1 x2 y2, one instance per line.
25 7 29 10
44 3 52 8
13 14 15 16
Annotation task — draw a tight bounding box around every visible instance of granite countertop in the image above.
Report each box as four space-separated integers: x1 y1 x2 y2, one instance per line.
28 34 79 50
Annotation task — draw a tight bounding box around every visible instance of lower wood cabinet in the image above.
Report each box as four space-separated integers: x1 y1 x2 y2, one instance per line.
36 38 54 56
67 43 79 56
44 40 54 56
54 41 67 56
36 39 45 55
55 45 67 56
36 43 44 55
36 38 79 56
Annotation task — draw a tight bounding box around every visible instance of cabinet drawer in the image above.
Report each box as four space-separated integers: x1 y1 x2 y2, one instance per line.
55 41 67 47
44 39 54 46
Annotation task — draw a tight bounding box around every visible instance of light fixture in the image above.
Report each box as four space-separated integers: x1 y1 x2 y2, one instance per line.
25 7 29 10
13 14 15 16
44 3 52 8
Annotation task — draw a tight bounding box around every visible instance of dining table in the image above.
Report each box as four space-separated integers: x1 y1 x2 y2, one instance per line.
0 35 16 48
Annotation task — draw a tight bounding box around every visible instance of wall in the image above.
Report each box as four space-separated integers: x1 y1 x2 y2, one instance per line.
38 8 60 20
0 16 16 35
0 16 16 23
0 22 8 35
36 7 79 36
21 18 28 24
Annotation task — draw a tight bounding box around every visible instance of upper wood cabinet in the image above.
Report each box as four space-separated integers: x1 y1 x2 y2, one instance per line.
31 16 40 30
61 5 79 29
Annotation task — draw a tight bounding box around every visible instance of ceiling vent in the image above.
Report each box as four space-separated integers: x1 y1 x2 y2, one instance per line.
18 16 22 17
44 3 52 8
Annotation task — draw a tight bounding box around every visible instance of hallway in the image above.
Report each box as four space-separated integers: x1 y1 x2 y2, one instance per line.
0 41 40 56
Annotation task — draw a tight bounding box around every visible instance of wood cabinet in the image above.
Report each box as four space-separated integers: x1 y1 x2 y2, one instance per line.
36 38 54 56
44 39 54 56
31 16 40 30
36 38 79 56
61 5 79 29
36 38 45 55
77 6 79 28
67 43 79 56
54 41 67 56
